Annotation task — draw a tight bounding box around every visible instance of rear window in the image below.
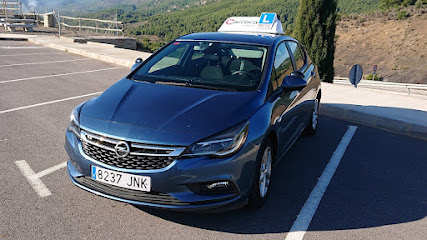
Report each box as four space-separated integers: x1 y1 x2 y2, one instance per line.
130 41 268 92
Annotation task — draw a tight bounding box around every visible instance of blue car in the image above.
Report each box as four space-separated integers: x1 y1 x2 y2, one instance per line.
65 14 321 211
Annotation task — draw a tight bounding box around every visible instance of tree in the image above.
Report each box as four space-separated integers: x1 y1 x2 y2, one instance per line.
415 0 424 8
379 0 404 9
294 0 337 83
379 0 419 8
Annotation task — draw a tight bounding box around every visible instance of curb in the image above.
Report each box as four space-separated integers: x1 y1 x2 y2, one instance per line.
87 41 116 48
0 37 28 41
321 104 427 141
28 38 133 68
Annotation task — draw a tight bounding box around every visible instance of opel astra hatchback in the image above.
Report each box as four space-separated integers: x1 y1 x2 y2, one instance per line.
65 13 321 211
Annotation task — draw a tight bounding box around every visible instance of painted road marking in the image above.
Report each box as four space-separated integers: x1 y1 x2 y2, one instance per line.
0 92 102 114
0 67 121 84
0 46 46 49
285 126 358 240
36 161 68 179
0 58 89 67
15 160 67 197
0 52 63 57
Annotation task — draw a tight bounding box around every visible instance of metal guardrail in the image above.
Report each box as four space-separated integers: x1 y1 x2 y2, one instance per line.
333 77 427 95
1 0 22 18
58 14 124 36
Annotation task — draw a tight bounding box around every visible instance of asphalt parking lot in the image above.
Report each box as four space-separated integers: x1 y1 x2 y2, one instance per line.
1 40 426 240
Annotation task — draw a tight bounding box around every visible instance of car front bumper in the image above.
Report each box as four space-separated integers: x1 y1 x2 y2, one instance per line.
65 129 259 211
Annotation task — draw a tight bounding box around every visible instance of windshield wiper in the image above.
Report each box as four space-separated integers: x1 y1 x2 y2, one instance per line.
156 80 232 91
129 77 156 83
131 76 233 91
155 81 188 87
186 83 233 91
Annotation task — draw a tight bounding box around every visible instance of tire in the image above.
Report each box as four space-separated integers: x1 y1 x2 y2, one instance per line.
247 138 274 209
303 98 320 135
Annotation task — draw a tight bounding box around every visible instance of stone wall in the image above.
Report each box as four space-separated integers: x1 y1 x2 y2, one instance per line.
64 36 137 50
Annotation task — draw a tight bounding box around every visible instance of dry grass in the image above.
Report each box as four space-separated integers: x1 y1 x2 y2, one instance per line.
335 6 427 84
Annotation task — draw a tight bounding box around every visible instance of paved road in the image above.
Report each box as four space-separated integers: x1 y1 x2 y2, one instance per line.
1 40 426 240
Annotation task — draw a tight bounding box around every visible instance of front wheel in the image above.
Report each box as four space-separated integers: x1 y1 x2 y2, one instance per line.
303 98 320 135
247 139 274 209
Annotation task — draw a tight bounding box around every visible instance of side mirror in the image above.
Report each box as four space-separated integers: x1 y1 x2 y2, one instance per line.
290 70 305 78
131 58 143 71
281 74 307 91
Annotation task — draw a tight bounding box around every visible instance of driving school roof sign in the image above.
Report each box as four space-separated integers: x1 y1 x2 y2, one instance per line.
218 13 284 35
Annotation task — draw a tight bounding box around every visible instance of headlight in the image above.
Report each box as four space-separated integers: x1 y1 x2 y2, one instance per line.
185 121 249 158
68 104 83 139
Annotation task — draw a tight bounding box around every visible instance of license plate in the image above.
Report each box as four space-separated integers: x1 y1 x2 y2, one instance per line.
91 166 151 192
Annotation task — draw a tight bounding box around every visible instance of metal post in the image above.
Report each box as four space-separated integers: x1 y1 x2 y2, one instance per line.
96 20 98 33
58 11 61 36
79 17 81 31
4 0 8 20
116 12 118 36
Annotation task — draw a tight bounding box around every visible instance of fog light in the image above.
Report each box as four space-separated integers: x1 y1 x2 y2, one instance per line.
187 181 236 195
207 181 230 190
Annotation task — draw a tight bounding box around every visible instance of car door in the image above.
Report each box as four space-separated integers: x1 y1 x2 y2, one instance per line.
269 41 300 158
285 41 316 132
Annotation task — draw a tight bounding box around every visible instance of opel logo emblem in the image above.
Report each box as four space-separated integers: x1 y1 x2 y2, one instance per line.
114 141 130 158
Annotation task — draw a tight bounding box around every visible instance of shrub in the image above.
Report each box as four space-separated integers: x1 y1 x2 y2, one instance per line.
365 74 382 81
397 10 408 19
137 38 165 52
402 0 416 6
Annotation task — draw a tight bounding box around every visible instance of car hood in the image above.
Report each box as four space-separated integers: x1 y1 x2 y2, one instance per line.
80 78 261 146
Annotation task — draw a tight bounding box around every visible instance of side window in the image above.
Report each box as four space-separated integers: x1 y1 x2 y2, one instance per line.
148 45 186 73
191 50 204 60
271 42 293 91
287 41 306 70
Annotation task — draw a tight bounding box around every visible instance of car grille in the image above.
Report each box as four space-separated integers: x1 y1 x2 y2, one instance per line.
80 129 186 170
74 177 190 206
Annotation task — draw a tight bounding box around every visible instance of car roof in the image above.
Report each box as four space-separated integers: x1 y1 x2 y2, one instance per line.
177 32 296 46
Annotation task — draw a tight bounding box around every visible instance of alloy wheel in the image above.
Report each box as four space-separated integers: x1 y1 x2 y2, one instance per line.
259 146 272 198
312 99 319 130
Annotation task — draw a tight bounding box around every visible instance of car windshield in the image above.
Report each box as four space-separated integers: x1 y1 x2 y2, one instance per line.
130 41 268 91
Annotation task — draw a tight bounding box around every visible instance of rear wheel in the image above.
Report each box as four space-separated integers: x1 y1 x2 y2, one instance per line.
303 98 319 135
247 139 274 209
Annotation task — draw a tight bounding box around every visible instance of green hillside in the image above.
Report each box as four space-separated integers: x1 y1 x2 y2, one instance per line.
132 0 299 41
50 0 218 16
126 0 379 41
83 0 219 21
78 0 380 51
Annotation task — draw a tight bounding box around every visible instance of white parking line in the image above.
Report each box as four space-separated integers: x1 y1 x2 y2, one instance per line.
285 126 358 240
0 92 102 114
0 58 89 67
35 161 68 178
0 67 121 84
0 46 46 49
0 52 62 57
15 160 67 197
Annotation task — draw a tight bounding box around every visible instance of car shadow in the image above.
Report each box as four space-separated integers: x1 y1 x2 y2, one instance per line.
133 116 427 234
134 153 300 234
